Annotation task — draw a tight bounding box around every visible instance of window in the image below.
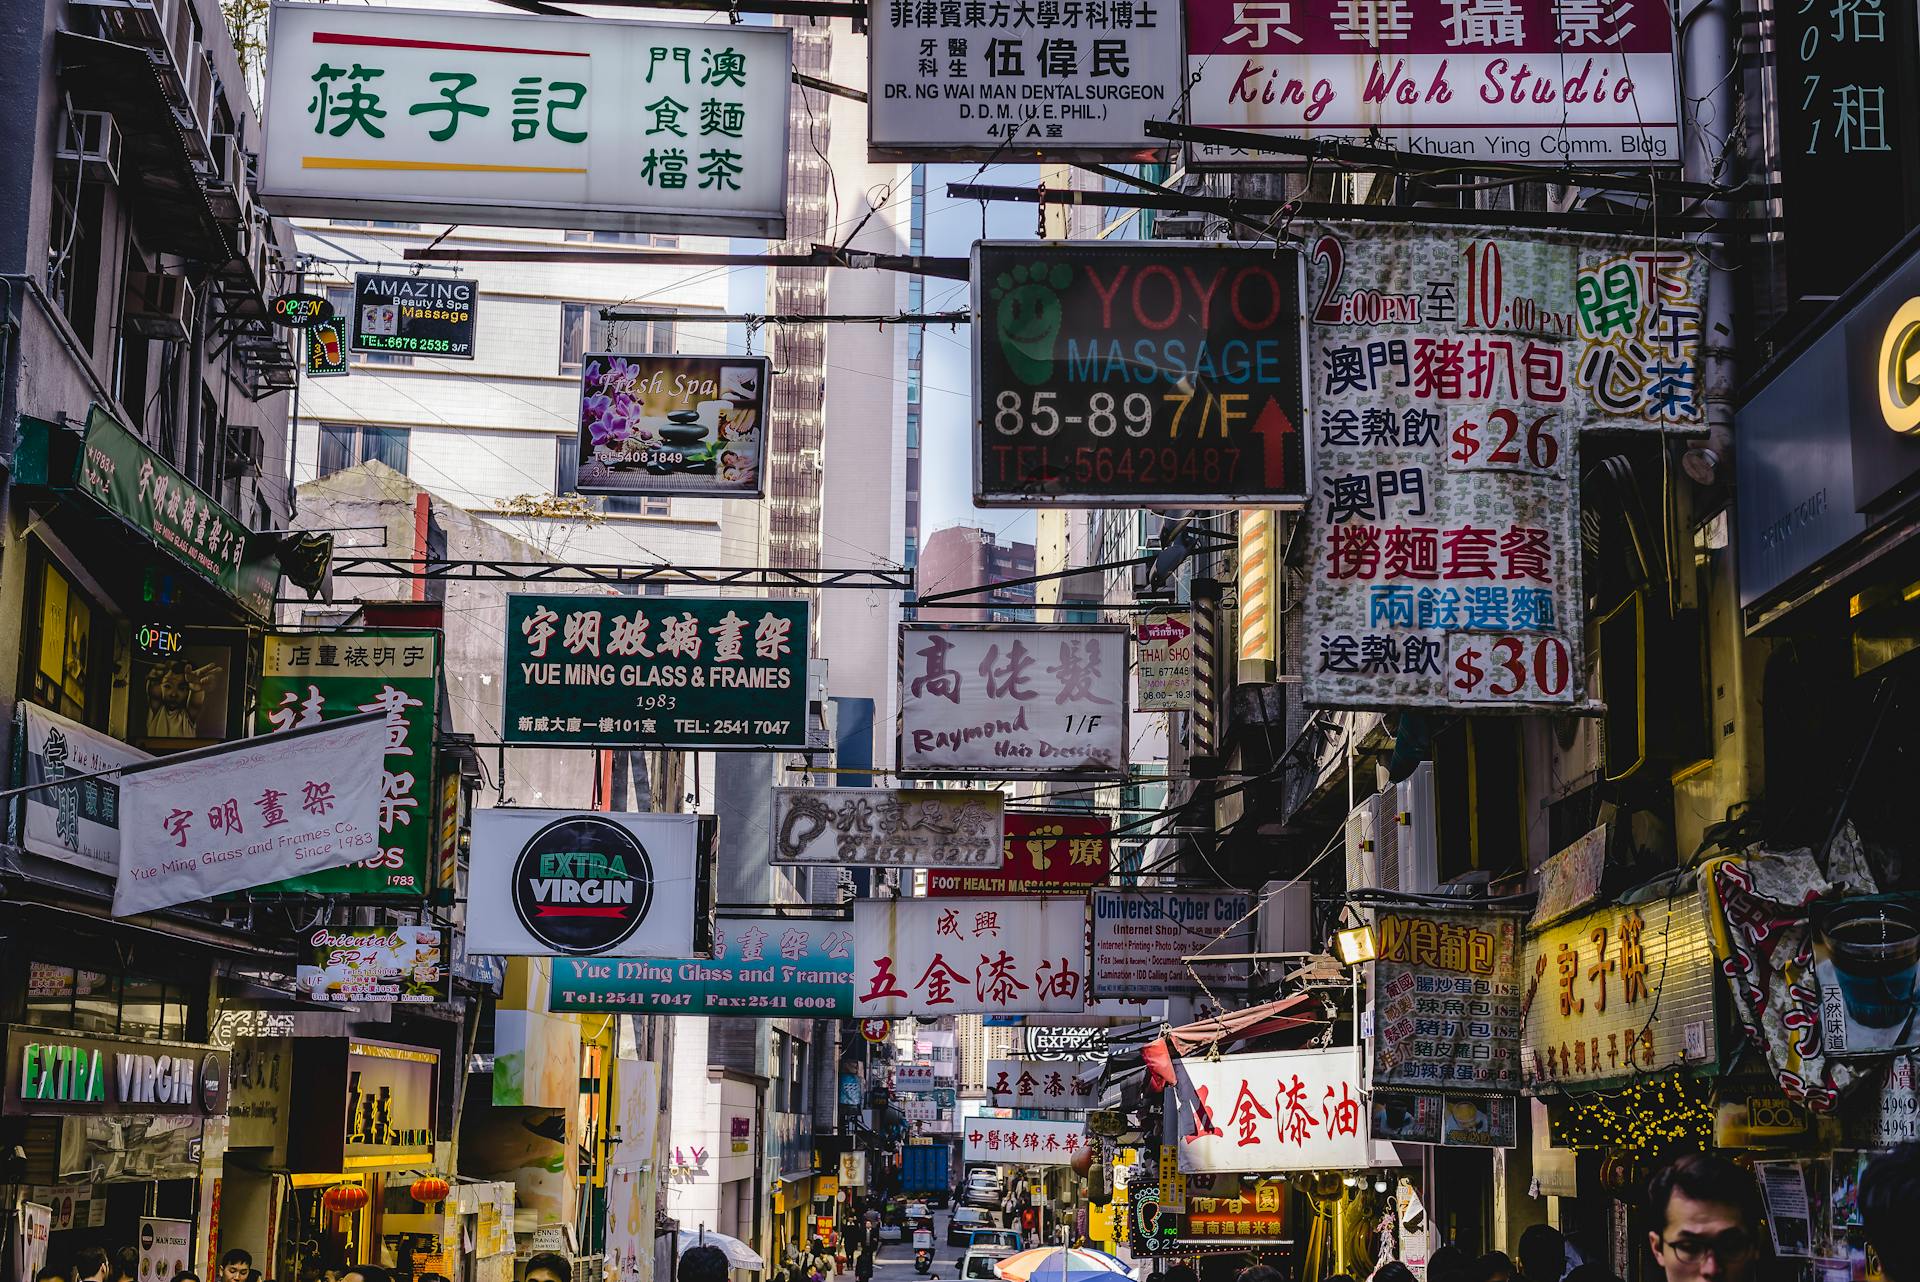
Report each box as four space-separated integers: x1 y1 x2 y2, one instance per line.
47 181 103 349
330 218 422 230
564 230 680 248
323 285 412 367
24 961 188 1038
559 301 675 373
28 556 104 726
553 437 670 516
320 423 411 478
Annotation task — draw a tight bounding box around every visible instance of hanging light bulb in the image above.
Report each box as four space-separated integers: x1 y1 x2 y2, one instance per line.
1374 1179 1388 1193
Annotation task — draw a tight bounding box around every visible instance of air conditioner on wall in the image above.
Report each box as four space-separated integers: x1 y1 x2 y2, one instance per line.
124 270 193 340
55 110 121 185
1343 762 1438 895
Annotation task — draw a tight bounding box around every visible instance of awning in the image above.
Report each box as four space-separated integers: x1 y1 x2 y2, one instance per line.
1138 994 1326 1090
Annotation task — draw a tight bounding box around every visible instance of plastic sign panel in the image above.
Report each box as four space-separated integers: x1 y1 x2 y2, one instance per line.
549 913 853 1016
503 594 810 749
298 925 446 1003
113 715 389 917
574 354 768 499
898 623 1128 778
895 1063 939 1090
467 810 709 958
853 896 1090 1017
867 0 1186 159
15 703 149 879
261 3 791 237
929 812 1109 896
1091 889 1253 998
769 787 1005 868
1170 1047 1369 1172
351 273 476 360
306 320 348 377
973 243 1309 507
1182 0 1680 166
1136 612 1196 712
1368 907 1523 1091
1300 225 1705 709
964 1117 1087 1166
986 1058 1102 1110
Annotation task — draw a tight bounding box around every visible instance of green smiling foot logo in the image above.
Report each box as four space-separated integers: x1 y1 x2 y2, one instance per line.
993 260 1073 385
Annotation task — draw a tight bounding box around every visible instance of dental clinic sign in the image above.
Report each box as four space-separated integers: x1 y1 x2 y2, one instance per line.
260 3 790 236
1183 0 1680 167
4 1027 230 1118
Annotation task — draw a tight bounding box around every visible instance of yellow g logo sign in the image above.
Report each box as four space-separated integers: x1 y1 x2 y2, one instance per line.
1878 297 1920 433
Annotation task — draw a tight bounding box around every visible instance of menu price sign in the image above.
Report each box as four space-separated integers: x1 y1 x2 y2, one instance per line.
1301 225 1705 710
972 243 1308 507
1370 907 1523 1091
351 274 477 360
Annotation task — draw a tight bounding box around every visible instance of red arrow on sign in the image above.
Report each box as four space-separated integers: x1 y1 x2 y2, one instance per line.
1249 396 1297 493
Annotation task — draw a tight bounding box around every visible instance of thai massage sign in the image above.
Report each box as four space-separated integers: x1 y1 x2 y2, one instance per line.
503 593 810 749
898 623 1128 777
853 896 1090 1017
1519 887 1719 1091
1301 224 1705 710
1182 0 1680 166
259 3 790 236
1370 907 1523 1090
769 787 1005 868
1171 1047 1369 1172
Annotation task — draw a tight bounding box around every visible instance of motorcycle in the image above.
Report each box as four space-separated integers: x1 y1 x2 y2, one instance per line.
914 1250 932 1275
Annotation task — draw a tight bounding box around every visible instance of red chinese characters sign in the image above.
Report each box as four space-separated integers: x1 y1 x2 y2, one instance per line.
1171 1047 1370 1173
927 813 1110 896
852 896 1090 1017
1371 908 1523 1091
985 1058 1103 1111
962 1118 1087 1167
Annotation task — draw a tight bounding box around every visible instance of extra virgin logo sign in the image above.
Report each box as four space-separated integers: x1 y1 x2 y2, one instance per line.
511 815 657 954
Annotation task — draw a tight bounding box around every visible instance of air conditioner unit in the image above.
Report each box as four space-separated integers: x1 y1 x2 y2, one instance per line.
1366 784 1402 894
224 423 265 476
55 110 121 184
1255 878 1314 956
208 131 240 188
1392 761 1439 893
124 270 193 340
1153 213 1209 240
69 0 166 46
1343 799 1377 891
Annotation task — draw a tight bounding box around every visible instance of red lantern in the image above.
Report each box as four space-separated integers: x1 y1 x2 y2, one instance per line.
323 1184 369 1215
410 1176 451 1205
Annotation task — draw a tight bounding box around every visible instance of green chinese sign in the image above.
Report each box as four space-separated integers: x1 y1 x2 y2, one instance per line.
503 594 809 749
75 407 279 618
253 631 441 896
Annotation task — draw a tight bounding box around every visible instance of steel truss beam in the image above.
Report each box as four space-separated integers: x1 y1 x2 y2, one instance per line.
325 558 915 590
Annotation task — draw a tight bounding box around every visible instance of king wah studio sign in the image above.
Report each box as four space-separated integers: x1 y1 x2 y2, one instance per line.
4 1027 230 1117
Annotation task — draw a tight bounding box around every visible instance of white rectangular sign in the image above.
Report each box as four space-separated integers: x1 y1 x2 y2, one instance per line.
769 787 1005 867
868 0 1186 159
468 810 705 957
853 896 1090 1017
114 715 387 916
986 1059 1103 1111
1183 0 1680 166
1091 889 1254 998
896 1063 940 1089
963 1117 1087 1166
898 624 1128 778
1170 1047 1370 1173
899 1098 939 1122
1135 612 1196 713
16 703 149 877
261 3 790 236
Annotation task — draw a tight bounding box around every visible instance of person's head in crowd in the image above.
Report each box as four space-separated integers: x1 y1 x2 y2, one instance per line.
1375 1264 1417 1282
1645 1153 1762 1282
1860 1143 1920 1282
339 1265 390 1282
680 1246 731 1282
1519 1225 1568 1282
1320 1273 1356 1282
1477 1252 1516 1282
1162 1266 1199 1282
525 1255 571 1282
171 1272 202 1282
1564 1266 1621 1282
37 1267 68 1282
112 1247 138 1282
1428 1248 1470 1280
1236 1267 1284 1282
220 1252 253 1282
74 1248 111 1282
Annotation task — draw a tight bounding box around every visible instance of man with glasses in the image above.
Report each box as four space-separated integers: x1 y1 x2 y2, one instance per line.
1645 1154 1762 1282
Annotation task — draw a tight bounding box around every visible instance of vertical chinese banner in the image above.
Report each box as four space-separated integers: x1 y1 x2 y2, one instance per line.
252 632 441 895
1301 224 1705 710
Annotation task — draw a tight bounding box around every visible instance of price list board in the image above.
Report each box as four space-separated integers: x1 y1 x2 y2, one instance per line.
1300 223 1704 710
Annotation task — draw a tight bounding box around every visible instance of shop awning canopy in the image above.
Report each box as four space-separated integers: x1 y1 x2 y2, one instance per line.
1143 993 1326 1090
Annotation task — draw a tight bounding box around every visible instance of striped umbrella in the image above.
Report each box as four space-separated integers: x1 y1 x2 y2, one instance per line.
992 1248 1134 1282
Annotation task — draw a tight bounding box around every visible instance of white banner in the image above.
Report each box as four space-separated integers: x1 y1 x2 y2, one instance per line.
1301 225 1704 709
895 1063 939 1089
963 1117 1087 1166
468 811 704 957
1091 889 1254 998
868 0 1185 159
114 715 387 916
1170 1047 1370 1173
853 896 1089 1016
261 3 791 236
1135 613 1196 713
769 787 1004 867
17 703 149 877
986 1058 1103 1111
898 624 1128 778
899 1098 938 1122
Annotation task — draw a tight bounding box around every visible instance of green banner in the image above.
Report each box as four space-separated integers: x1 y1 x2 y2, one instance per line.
75 406 280 618
502 594 810 749
253 631 440 895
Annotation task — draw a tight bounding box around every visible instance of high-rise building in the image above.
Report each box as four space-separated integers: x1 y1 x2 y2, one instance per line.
918 525 1037 622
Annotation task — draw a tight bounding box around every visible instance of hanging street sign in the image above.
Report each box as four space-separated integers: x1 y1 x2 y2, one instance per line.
927 812 1109 896
1135 612 1196 712
260 3 791 237
502 594 811 749
268 293 335 329
350 273 477 360
572 354 768 498
769 787 1005 868
973 242 1309 507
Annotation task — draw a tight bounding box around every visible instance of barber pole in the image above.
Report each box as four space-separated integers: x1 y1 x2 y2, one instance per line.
1238 509 1276 683
1191 579 1221 764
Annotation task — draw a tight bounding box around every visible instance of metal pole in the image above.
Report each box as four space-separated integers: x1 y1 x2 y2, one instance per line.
1679 0 1739 483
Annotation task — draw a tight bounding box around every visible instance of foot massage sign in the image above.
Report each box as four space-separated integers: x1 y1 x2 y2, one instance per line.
971 242 1310 506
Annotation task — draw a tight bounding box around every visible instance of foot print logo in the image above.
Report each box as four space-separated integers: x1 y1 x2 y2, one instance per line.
992 260 1073 386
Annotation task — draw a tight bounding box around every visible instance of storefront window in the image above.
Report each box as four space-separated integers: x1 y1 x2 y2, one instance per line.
25 962 75 1027
73 969 119 1033
29 558 102 726
119 974 167 1038
23 960 187 1037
